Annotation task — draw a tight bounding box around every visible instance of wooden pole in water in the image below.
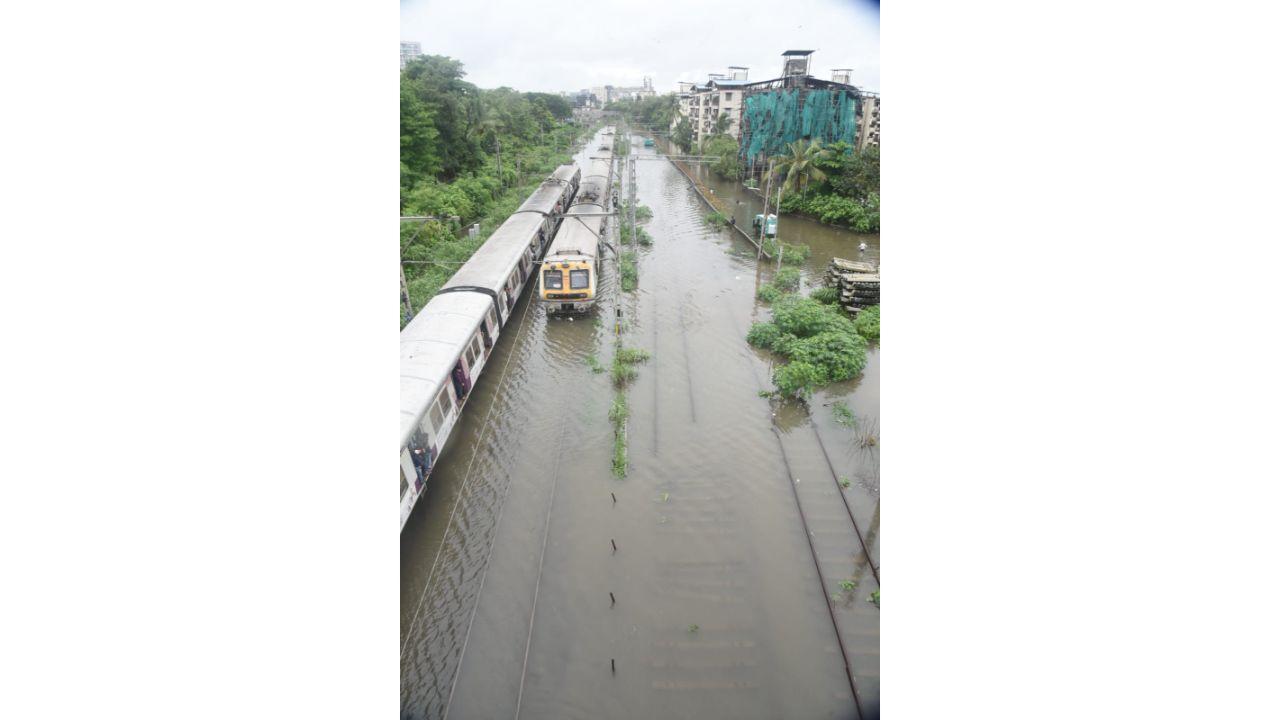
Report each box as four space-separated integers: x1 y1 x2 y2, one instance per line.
611 538 618 554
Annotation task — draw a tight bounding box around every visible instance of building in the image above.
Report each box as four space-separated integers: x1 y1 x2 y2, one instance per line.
670 67 751 145
857 92 880 149
400 42 422 70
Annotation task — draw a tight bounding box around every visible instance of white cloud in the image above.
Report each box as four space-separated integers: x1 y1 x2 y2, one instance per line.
400 0 879 93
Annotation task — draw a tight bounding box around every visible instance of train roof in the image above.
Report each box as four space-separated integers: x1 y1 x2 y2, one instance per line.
444 167 577 295
400 292 492 445
547 209 604 259
442 213 543 294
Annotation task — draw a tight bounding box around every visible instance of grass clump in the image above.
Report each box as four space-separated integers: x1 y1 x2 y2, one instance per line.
612 431 627 478
611 356 638 386
704 211 728 227
586 354 605 374
620 251 638 291
745 295 870 399
781 243 812 265
636 228 653 246
616 347 651 364
853 304 879 342
609 392 629 425
634 205 653 222
832 401 856 427
810 286 838 304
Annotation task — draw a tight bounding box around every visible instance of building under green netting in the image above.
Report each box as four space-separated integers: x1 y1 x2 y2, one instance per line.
740 81 862 168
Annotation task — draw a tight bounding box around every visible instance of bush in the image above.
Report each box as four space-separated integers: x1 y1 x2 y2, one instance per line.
853 305 880 342
771 296 852 338
634 205 653 222
784 331 868 383
756 284 783 303
704 211 728 227
781 244 812 265
746 322 782 348
773 267 801 291
773 361 825 399
810 286 838 304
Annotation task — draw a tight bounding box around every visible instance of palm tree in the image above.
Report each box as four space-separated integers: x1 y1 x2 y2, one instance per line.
771 139 831 199
713 113 730 136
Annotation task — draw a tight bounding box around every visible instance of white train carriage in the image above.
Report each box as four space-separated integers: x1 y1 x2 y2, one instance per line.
400 165 579 531
538 130 615 314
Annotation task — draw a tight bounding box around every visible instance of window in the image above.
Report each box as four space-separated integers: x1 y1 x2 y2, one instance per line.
570 269 590 289
401 468 409 497
471 335 483 362
543 269 563 290
466 334 481 367
486 308 497 330
430 387 451 430
725 92 732 101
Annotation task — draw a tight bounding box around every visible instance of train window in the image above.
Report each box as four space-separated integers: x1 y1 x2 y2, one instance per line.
431 387 451 428
543 269 563 289
470 335 483 363
401 467 409 498
486 308 498 330
570 269 590 289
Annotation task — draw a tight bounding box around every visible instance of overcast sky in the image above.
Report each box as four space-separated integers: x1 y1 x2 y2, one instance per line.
400 0 879 95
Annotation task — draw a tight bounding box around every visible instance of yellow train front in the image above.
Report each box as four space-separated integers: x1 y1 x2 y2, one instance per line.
539 127 614 315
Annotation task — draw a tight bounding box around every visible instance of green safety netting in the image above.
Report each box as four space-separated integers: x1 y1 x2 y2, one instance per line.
741 88 861 163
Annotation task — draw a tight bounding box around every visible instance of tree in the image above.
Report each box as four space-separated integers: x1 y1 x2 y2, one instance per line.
673 117 694 153
713 113 730 136
704 135 741 180
772 139 831 200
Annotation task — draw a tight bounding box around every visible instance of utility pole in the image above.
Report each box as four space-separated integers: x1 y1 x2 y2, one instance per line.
775 180 784 271
758 158 774 260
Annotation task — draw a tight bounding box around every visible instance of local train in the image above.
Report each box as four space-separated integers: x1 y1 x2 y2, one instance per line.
400 164 580 531
537 127 616 315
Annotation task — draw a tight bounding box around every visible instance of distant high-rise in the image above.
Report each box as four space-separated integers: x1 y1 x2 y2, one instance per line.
400 42 422 70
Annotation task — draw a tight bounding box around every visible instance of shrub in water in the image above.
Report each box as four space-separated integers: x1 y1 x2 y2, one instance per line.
773 267 801 291
756 284 783 303
773 361 825 399
784 331 868 383
781 244 812 265
853 305 880 342
746 322 782 348
810 286 838 304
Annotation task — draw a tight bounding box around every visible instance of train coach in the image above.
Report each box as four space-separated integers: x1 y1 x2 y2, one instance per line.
400 164 579 531
538 128 615 315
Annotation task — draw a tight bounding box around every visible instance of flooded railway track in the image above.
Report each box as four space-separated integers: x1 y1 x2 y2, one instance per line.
402 128 879 719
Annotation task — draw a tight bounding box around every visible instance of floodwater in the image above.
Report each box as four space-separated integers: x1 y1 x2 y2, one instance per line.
401 128 880 719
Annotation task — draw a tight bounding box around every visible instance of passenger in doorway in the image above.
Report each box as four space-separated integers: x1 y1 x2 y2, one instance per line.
411 446 428 488
453 365 472 397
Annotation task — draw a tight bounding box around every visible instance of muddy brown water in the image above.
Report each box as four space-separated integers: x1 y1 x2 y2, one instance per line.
401 129 880 719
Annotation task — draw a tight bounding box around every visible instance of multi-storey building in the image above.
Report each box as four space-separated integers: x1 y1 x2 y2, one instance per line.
400 42 422 70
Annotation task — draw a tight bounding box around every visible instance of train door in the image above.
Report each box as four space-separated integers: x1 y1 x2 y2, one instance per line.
480 314 493 352
451 353 471 401
405 428 429 493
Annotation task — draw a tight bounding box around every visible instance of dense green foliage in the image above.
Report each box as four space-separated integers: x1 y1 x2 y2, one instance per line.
746 296 873 398
773 267 801 291
399 55 583 323
764 140 879 232
756 285 784 303
703 135 742 180
672 117 694 153
781 243 812 265
853 305 880 342
608 95 679 132
704 211 728 227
